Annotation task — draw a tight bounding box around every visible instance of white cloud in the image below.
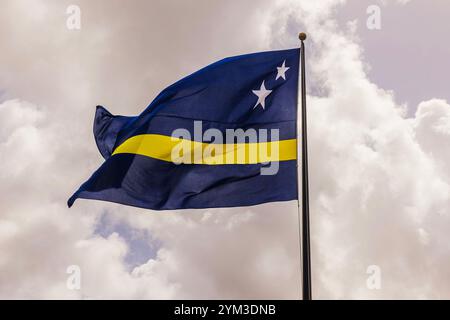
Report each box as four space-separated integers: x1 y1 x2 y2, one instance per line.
0 0 448 299
413 99 450 179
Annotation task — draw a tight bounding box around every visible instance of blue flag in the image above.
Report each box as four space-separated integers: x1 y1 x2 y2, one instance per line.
68 48 300 210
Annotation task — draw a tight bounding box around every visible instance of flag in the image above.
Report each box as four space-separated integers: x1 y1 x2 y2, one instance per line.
68 48 300 210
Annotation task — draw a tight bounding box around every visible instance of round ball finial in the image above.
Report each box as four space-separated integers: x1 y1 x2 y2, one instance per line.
299 32 307 41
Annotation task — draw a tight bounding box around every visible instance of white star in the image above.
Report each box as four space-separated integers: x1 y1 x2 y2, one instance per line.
275 60 290 80
252 80 272 110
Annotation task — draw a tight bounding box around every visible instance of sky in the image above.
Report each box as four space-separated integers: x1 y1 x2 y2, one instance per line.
0 0 449 299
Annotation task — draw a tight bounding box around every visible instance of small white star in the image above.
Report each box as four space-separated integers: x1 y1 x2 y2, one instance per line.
252 80 272 110
275 60 290 80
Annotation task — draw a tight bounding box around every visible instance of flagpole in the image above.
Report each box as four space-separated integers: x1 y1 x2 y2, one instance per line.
298 32 312 300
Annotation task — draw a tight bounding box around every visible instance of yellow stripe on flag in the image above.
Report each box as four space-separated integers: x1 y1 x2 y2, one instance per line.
112 134 297 164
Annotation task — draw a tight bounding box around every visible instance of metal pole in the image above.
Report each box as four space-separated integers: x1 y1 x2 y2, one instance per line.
299 32 312 300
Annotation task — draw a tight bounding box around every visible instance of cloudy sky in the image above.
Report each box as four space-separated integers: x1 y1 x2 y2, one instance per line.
0 0 449 299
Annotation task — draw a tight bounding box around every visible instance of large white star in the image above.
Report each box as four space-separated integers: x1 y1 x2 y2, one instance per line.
275 60 290 80
252 80 272 110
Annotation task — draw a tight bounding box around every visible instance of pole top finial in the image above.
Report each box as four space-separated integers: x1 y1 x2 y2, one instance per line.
299 32 307 41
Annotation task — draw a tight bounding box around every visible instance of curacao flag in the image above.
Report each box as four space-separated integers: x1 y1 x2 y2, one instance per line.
68 48 300 210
